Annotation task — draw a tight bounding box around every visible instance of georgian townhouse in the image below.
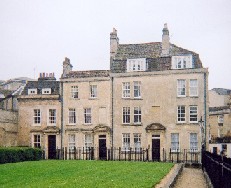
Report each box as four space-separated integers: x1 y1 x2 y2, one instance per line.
17 73 61 159
110 24 209 161
60 58 111 160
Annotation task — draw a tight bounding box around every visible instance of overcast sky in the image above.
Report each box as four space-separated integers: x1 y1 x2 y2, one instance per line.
0 0 230 89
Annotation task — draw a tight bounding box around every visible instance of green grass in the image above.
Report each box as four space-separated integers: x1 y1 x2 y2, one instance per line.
0 160 173 188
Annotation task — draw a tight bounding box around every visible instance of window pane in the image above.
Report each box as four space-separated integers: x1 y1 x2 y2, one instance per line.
190 79 198 96
123 107 130 124
177 106 185 122
189 106 198 122
90 85 97 98
134 81 141 98
190 133 198 151
122 82 130 98
84 108 91 124
134 107 141 124
171 133 179 151
49 109 56 124
69 108 76 124
177 80 186 96
122 133 130 151
71 86 78 99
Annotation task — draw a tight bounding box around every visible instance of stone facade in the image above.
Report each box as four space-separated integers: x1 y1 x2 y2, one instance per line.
0 109 18 146
209 89 231 142
17 74 61 159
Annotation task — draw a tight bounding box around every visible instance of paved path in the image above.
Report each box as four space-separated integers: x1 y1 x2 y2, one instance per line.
173 167 208 188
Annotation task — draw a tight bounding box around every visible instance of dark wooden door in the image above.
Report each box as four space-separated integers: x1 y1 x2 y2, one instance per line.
152 139 160 161
99 136 107 160
48 135 56 159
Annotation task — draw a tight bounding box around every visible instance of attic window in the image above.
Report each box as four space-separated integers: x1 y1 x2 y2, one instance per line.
127 58 147 72
28 89 37 95
171 55 193 69
42 88 51 95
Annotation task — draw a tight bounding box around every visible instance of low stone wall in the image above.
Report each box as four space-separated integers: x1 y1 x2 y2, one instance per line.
0 109 18 146
155 163 184 188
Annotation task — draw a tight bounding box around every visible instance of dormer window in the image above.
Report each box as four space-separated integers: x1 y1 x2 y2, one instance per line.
172 55 193 69
42 88 51 95
28 89 37 95
127 58 147 72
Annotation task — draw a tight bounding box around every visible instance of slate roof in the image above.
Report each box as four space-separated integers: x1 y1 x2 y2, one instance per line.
111 42 202 73
64 70 110 78
21 80 60 95
211 88 231 95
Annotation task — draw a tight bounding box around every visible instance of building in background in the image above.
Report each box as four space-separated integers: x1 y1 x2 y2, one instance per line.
209 88 231 156
17 73 61 159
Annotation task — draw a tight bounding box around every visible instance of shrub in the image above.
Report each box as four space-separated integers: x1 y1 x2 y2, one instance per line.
0 147 43 164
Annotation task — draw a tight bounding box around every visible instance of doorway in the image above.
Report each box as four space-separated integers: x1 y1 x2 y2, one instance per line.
48 135 56 159
99 135 107 160
152 135 160 161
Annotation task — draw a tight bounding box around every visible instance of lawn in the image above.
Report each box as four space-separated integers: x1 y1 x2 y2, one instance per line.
0 160 173 188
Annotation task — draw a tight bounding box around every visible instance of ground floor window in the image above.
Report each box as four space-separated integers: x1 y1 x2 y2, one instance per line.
190 133 198 151
134 133 141 151
84 134 93 149
68 134 76 152
122 133 130 151
171 133 179 151
33 134 41 148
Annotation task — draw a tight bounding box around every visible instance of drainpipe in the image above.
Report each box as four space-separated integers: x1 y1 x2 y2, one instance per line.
60 81 64 159
204 72 207 150
111 76 114 149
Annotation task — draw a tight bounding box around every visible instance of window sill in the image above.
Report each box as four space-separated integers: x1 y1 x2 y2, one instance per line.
32 124 41 126
122 123 142 126
47 124 56 126
66 124 76 126
189 122 198 125
71 98 80 100
177 96 186 98
189 96 198 98
122 98 143 100
176 122 186 125
83 124 92 126
89 98 98 100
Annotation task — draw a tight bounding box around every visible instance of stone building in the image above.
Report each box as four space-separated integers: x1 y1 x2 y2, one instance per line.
110 24 209 161
58 24 209 161
209 88 231 143
17 73 61 159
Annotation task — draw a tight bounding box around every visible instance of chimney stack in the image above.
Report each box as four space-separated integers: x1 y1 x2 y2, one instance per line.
62 57 73 78
110 28 119 58
161 23 170 56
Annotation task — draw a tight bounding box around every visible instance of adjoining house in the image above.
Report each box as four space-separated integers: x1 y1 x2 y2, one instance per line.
209 88 231 157
17 73 61 159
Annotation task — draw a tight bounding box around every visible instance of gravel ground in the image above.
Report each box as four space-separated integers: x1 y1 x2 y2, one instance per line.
173 167 208 188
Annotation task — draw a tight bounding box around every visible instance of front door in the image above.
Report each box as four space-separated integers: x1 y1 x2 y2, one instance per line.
152 135 160 161
48 135 56 159
99 135 107 160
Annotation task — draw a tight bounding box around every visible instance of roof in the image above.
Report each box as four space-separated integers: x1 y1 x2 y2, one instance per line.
111 42 202 73
115 42 200 60
64 70 110 78
211 88 231 95
21 80 60 95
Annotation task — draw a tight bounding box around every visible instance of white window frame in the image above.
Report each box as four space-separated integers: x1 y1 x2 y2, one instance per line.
33 109 41 125
190 133 198 152
172 55 192 69
71 86 78 99
189 79 198 96
134 81 141 98
122 107 130 124
68 134 76 152
134 133 141 151
28 89 37 95
48 109 56 125
68 108 76 125
126 58 146 72
189 106 198 123
177 79 186 97
33 134 41 148
84 134 93 149
42 88 51 95
122 82 130 98
122 133 130 151
171 133 179 152
134 107 141 124
84 108 92 124
177 106 186 123
90 85 97 98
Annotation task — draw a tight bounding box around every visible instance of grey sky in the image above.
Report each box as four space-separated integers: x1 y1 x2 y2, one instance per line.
0 0 230 89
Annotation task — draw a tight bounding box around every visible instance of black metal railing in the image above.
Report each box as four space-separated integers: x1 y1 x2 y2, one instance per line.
47 147 200 163
202 151 231 188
